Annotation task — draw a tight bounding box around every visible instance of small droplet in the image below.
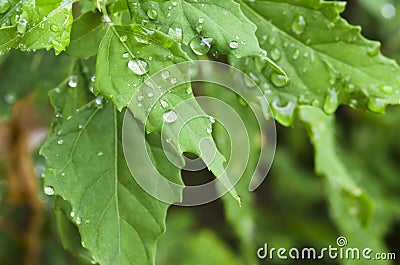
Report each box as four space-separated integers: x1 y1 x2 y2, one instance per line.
292 48 300 60
323 89 339 114
268 36 276 45
90 260 97 265
291 15 306 35
148 92 154 98
379 85 393 94
271 101 296 126
101 15 112 23
68 75 78 88
137 95 144 102
209 116 215 123
160 100 168 108
95 96 104 106
229 41 239 49
76 217 82 225
128 59 148 75
345 83 355 93
186 88 192 94
44 186 55 196
206 127 212 134
201 37 213 48
270 48 281 61
270 73 288 88
198 17 204 24
171 77 178 85
147 9 158 20
162 70 170 79
367 43 380 57
57 140 64 145
50 24 59 32
17 19 27 34
119 35 127 42
166 138 172 143
97 152 104 156
163 110 178 123
91 75 96 82
172 1 177 6
70 211 75 217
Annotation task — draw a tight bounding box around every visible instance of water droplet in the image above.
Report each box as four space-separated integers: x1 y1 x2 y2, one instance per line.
367 43 380 57
166 138 172 143
270 72 288 88
17 19 27 34
90 259 97 265
291 15 306 35
61 172 65 177
119 35 127 42
128 59 148 75
168 27 183 42
186 87 192 94
229 41 239 49
270 48 281 61
381 3 396 19
209 116 215 123
67 115 72 120
379 85 393 94
50 24 59 32
57 139 64 145
171 77 178 85
97 151 104 157
326 22 335 29
137 95 144 102
172 1 177 6
160 100 168 108
148 92 154 98
101 15 111 23
4 93 16 104
367 97 387 113
68 75 78 88
91 75 96 82
70 211 75 217
76 217 82 225
163 110 178 123
44 186 54 196
147 9 158 20
198 17 204 24
206 127 212 134
345 83 355 93
268 36 276 45
0 0 11 14
292 48 300 60
323 89 339 114
271 101 296 126
162 70 170 79
190 37 211 55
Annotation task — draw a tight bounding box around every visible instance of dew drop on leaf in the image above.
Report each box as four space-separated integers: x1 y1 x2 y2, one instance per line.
379 85 393 94
50 24 59 32
168 27 183 42
229 41 239 49
101 15 111 23
209 116 215 123
68 75 78 88
270 48 281 61
17 19 27 34
170 77 178 85
270 72 288 88
119 35 127 42
44 186 55 196
147 9 158 20
163 110 178 123
323 89 339 114
0 0 10 14
57 139 64 145
271 100 296 126
190 37 211 55
291 15 306 35
128 59 148 75
160 100 168 108
292 48 300 60
162 70 170 79
70 211 75 217
206 127 212 134
367 97 387 113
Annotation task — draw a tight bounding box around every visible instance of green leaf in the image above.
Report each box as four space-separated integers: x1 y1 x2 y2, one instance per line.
133 0 263 57
66 12 108 59
231 0 400 126
95 24 190 110
0 0 74 54
298 105 373 227
41 80 183 264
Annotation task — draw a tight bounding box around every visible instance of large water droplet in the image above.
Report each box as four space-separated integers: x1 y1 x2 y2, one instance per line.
270 72 288 88
271 101 296 126
270 48 281 61
379 85 393 94
229 41 239 49
0 0 11 14
291 15 306 35
367 43 380 57
163 110 178 123
323 89 339 114
44 186 55 195
367 97 387 113
128 59 148 75
17 19 27 34
190 37 211 55
147 9 158 20
68 75 78 88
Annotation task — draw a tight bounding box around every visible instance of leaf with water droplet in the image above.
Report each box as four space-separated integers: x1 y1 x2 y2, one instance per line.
95 24 190 110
